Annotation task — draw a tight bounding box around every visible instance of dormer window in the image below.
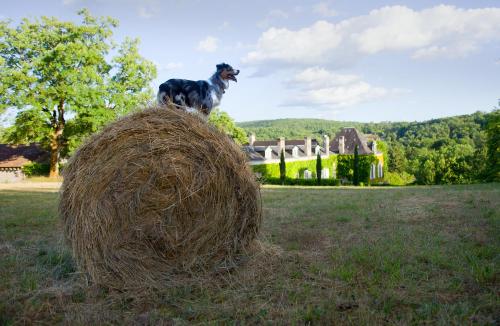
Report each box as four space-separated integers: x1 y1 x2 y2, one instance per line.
264 146 272 160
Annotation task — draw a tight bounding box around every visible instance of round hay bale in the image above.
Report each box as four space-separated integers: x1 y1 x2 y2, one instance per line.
59 106 261 289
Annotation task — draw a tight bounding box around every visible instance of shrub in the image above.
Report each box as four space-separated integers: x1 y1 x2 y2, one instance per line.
260 177 340 186
21 163 50 176
384 171 416 186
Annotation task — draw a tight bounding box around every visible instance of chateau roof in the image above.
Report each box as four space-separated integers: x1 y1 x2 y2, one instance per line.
330 128 373 154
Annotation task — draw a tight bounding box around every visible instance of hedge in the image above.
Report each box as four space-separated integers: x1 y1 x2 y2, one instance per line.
21 163 50 176
252 155 337 179
260 177 341 186
252 154 382 181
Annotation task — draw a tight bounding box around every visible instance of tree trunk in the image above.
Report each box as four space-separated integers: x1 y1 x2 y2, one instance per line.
49 136 60 178
48 99 65 178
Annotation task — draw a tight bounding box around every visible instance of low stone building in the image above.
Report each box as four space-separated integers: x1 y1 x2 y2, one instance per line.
0 144 48 182
242 127 385 182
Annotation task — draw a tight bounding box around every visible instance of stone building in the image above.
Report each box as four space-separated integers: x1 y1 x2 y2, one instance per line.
242 127 384 181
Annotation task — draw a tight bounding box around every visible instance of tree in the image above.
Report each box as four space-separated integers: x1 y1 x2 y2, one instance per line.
316 152 322 185
353 145 360 185
279 149 286 185
208 109 247 145
388 141 406 173
0 10 156 177
485 109 500 181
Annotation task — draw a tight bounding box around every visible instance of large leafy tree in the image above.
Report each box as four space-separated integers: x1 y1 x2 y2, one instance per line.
0 10 156 177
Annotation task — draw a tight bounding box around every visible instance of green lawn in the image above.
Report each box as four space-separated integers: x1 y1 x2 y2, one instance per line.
0 184 499 324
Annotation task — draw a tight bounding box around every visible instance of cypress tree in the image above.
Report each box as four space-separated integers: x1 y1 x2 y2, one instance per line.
353 145 360 186
279 149 286 185
316 152 322 185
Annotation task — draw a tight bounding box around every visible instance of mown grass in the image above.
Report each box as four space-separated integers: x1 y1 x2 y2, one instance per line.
0 184 499 324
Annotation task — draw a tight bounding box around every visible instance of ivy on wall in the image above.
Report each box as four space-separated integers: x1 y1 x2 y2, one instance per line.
252 154 383 184
252 156 337 179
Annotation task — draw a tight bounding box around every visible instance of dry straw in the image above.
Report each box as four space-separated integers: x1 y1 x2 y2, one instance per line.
59 106 262 289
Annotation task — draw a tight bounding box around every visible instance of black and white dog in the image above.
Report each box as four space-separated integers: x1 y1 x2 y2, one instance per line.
157 63 239 118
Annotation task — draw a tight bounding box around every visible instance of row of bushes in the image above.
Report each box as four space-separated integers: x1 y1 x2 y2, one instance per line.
259 177 341 186
21 163 64 177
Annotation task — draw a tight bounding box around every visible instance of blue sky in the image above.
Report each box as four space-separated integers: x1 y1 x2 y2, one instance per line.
1 0 499 122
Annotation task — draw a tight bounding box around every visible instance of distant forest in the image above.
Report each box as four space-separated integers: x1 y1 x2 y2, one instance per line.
238 110 499 185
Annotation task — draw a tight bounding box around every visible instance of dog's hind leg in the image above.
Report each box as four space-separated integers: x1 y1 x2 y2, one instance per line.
157 91 169 106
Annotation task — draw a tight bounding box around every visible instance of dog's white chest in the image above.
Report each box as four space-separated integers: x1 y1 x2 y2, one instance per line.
210 89 221 107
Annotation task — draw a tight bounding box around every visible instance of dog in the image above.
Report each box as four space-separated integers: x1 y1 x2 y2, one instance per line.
157 63 239 118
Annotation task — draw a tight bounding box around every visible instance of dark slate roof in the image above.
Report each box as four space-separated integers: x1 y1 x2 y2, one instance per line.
0 144 49 168
330 128 373 154
253 140 277 147
252 138 320 147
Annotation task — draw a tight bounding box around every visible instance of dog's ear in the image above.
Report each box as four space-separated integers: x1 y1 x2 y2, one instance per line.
216 63 225 71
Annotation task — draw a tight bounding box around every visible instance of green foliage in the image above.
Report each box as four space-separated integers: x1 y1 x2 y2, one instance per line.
353 145 360 186
388 141 406 173
485 109 499 181
208 109 247 145
279 150 286 184
21 163 50 176
316 153 322 184
253 156 337 179
336 154 376 184
412 144 476 184
0 10 157 176
384 171 416 186
238 118 364 141
260 177 341 186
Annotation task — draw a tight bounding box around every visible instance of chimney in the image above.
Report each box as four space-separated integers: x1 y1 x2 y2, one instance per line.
277 137 285 155
304 136 312 156
339 136 345 154
249 133 256 146
323 135 330 156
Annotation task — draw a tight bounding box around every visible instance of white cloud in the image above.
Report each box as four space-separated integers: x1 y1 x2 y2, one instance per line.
257 9 289 29
244 5 500 69
218 21 230 30
196 36 218 53
313 2 337 17
245 21 342 66
138 7 153 19
155 61 183 71
288 67 359 89
284 67 400 109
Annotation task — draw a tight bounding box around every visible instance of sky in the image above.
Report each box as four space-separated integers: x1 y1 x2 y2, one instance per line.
1 0 499 122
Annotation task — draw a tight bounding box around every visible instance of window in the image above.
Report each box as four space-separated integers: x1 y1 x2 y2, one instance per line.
378 163 383 178
370 163 376 179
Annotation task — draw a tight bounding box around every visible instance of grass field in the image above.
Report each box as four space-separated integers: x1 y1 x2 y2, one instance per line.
0 183 499 324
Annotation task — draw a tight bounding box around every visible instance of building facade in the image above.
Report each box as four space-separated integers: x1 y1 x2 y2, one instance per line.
242 127 385 183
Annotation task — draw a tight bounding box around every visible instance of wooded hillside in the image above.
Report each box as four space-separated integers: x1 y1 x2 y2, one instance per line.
238 110 499 184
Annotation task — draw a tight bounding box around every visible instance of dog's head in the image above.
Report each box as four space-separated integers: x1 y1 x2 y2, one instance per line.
216 63 240 82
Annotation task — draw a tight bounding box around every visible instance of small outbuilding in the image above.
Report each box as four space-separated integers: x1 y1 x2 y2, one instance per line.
0 144 48 182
